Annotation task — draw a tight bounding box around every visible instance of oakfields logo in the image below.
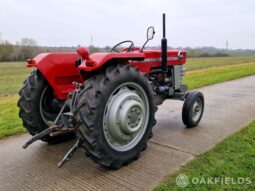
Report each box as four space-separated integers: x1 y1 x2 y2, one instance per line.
176 174 252 187
176 174 189 188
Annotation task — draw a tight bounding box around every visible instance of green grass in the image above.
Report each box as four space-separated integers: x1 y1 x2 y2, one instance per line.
154 120 255 191
0 96 25 139
0 62 32 96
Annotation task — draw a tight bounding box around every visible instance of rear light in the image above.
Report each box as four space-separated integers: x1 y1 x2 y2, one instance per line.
27 59 36 67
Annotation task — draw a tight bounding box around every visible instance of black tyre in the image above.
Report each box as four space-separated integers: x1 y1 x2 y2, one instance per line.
73 64 156 169
18 70 75 143
182 91 204 128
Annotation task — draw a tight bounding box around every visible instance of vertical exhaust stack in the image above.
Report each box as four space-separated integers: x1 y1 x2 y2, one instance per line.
161 13 168 73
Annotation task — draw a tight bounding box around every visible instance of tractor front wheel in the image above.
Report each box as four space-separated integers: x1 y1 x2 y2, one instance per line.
74 64 156 169
182 91 204 128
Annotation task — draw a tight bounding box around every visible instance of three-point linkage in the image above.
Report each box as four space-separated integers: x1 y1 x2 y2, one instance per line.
22 88 83 168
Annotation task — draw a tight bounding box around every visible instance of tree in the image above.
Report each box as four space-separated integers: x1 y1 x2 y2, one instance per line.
0 40 14 61
18 38 38 60
19 38 37 47
88 45 102 53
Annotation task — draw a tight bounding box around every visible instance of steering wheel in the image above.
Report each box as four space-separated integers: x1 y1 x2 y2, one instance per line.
110 40 134 53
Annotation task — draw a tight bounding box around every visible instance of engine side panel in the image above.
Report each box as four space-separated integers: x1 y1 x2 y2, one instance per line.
78 49 186 75
131 50 186 74
27 53 82 100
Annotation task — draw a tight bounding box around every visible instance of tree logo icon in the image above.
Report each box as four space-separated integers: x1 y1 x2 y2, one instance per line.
176 174 189 187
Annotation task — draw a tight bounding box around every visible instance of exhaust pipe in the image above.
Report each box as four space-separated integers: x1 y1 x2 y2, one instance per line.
161 13 168 73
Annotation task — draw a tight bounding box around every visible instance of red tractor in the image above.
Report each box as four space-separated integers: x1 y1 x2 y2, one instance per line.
18 14 204 169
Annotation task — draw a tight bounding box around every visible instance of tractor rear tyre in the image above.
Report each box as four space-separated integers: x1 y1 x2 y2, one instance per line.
74 64 156 169
18 70 75 143
182 91 204 128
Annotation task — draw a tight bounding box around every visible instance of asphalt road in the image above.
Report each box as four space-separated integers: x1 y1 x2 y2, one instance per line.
1 75 255 191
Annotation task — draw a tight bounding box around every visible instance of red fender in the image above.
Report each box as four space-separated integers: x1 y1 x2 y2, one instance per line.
27 53 82 100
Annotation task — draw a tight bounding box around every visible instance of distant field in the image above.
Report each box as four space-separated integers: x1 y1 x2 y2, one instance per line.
186 55 255 71
1 55 255 96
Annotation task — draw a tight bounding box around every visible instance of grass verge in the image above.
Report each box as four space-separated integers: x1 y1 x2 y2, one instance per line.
0 96 25 139
154 120 255 191
185 62 255 90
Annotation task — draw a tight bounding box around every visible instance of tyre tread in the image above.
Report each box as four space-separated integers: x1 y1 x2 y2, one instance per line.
74 64 156 169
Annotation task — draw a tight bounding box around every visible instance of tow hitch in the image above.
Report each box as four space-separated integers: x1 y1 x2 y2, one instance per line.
23 87 84 167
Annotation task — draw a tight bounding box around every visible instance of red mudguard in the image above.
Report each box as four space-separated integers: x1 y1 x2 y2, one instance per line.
27 53 82 100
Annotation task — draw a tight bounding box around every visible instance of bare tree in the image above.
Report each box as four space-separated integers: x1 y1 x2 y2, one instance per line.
0 40 14 61
18 38 38 60
19 38 37 47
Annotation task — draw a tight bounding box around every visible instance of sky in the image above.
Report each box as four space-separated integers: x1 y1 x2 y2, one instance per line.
0 0 255 49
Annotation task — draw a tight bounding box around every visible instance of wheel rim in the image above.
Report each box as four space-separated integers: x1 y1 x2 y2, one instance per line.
191 97 203 122
103 82 150 152
39 86 60 126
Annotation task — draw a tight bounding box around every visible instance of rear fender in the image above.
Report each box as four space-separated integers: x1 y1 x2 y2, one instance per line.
27 53 82 100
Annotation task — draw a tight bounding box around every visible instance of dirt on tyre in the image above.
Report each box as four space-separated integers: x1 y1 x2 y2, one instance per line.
73 64 156 169
18 70 75 143
182 91 204 128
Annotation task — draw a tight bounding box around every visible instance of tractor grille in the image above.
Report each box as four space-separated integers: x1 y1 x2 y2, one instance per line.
174 65 185 90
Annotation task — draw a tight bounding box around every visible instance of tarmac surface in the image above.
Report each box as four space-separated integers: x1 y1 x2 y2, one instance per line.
1 75 255 191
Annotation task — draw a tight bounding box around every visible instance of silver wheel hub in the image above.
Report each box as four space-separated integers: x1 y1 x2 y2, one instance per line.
103 83 149 152
192 99 202 122
120 98 143 134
